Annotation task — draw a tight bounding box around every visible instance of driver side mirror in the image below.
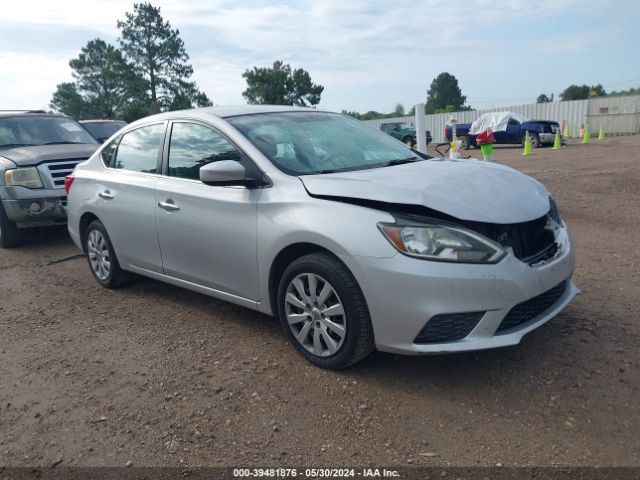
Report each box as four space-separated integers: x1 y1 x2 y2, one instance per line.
200 161 253 187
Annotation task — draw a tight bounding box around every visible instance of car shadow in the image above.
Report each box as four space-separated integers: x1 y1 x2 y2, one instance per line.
119 274 584 393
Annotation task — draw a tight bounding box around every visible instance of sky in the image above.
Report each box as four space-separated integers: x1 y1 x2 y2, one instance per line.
1 0 639 114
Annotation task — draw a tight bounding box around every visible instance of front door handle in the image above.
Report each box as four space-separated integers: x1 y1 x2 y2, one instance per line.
98 190 114 200
158 200 180 211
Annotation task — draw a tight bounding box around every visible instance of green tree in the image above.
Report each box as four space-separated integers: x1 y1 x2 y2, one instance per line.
560 84 606 101
50 39 141 119
608 86 640 96
425 72 469 114
393 103 405 116
117 2 211 111
341 110 362 119
50 82 94 119
537 93 553 103
242 60 324 106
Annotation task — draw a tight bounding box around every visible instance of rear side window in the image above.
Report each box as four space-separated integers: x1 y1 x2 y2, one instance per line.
112 124 164 173
167 122 241 180
100 135 121 167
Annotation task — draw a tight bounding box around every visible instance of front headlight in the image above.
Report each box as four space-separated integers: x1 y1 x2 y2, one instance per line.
4 167 43 188
378 221 505 263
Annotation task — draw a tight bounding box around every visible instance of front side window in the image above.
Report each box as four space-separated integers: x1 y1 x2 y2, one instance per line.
112 124 164 174
167 122 241 180
228 112 422 176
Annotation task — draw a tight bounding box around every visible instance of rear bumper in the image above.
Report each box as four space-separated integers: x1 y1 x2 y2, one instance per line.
540 133 566 145
1 186 67 227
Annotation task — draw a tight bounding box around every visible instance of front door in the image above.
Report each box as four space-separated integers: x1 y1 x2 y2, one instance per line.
155 121 261 301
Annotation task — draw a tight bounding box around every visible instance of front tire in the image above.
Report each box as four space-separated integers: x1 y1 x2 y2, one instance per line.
276 252 374 369
84 220 131 288
0 203 22 248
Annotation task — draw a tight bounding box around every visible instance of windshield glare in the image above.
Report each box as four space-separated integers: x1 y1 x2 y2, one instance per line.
0 115 97 147
228 112 420 175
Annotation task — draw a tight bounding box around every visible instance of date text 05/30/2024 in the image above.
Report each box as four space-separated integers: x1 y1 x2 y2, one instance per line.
233 468 400 478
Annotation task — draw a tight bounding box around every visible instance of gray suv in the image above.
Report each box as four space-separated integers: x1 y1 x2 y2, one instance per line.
0 111 98 247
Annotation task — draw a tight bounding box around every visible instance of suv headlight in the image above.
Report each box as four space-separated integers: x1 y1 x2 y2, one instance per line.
4 167 43 188
379 221 505 263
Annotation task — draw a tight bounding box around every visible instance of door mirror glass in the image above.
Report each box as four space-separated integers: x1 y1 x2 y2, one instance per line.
199 160 247 186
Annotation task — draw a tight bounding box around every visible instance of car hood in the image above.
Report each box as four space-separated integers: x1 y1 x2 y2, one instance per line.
0 144 98 167
299 158 550 224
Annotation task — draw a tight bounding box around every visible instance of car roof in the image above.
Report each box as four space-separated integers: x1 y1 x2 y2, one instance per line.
134 105 332 124
80 119 127 124
0 110 66 118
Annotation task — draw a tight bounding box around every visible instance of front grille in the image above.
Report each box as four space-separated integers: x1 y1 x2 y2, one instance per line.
414 311 485 344
43 158 87 188
469 214 557 265
496 281 568 333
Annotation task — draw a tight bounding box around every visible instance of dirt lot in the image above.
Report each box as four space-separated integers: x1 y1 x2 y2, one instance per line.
1 136 639 469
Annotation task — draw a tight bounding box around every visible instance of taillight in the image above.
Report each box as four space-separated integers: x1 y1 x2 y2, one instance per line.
64 175 75 194
444 126 449 138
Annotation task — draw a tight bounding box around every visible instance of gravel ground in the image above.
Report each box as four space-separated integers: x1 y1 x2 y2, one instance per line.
0 135 638 468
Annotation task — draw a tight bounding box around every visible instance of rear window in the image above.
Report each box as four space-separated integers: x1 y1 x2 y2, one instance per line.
111 124 164 174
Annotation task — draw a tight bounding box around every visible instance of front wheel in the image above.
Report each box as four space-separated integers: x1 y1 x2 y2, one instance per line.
84 220 132 288
277 252 374 369
0 203 22 248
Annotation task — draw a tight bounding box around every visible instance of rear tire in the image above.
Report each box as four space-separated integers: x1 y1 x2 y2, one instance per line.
523 132 541 148
84 220 132 288
458 135 470 150
276 252 375 369
0 203 22 248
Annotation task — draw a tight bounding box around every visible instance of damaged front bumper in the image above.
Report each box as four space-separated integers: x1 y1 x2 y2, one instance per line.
1 186 67 227
341 222 577 355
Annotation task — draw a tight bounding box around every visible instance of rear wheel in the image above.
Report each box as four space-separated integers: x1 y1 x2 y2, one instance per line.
277 252 374 369
0 203 22 248
84 220 131 288
458 135 469 150
523 132 541 148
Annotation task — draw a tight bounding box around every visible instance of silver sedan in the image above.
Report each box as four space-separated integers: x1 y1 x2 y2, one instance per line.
66 106 578 369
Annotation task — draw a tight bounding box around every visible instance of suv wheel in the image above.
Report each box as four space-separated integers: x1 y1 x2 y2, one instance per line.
0 203 22 248
277 252 375 369
85 220 131 288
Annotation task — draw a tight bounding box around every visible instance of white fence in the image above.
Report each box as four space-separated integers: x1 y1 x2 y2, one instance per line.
363 96 640 143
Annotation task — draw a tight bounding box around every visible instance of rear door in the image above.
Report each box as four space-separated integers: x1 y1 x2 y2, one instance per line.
155 120 261 301
94 123 165 272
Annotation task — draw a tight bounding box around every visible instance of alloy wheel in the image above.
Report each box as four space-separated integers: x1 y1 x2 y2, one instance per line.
87 229 111 281
284 273 346 357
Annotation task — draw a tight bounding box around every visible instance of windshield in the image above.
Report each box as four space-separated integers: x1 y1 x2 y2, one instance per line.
228 112 423 175
0 115 97 148
82 121 127 140
509 112 529 123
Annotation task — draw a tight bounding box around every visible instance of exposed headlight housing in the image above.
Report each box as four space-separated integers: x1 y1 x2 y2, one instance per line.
379 220 506 263
4 167 43 189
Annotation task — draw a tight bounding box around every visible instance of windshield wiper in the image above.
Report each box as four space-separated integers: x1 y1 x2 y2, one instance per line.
384 156 419 167
0 143 35 149
42 141 84 145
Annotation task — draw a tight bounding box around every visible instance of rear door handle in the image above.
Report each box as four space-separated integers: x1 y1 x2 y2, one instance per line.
98 190 114 200
158 200 180 211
